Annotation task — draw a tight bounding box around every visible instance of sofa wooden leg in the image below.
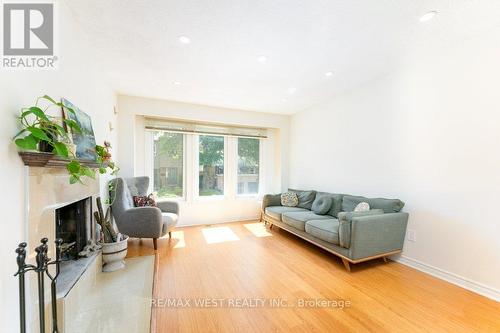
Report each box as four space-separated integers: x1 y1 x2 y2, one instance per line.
341 258 351 272
169 231 172 239
153 238 158 250
269 224 273 230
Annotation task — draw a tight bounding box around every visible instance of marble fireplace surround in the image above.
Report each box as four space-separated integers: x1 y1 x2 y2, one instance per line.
25 166 101 331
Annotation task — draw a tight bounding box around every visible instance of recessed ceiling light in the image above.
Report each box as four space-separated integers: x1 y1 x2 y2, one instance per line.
178 35 191 44
419 11 437 22
325 71 334 77
287 87 297 95
173 81 181 85
257 55 267 63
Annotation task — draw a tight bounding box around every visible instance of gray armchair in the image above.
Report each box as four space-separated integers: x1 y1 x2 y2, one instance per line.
111 177 179 250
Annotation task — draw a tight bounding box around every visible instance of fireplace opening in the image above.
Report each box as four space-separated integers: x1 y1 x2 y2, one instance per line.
55 197 92 260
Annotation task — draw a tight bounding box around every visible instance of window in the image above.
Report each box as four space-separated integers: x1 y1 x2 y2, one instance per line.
198 135 225 196
237 138 260 195
152 131 184 198
147 128 264 201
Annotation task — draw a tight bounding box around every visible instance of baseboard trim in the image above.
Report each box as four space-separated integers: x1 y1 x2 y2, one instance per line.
393 255 500 302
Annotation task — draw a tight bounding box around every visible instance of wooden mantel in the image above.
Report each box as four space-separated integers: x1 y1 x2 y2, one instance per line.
18 151 101 168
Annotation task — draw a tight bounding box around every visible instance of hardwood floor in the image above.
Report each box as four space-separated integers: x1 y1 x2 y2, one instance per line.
127 221 500 333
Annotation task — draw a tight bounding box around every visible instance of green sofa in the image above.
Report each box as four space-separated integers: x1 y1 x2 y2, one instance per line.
261 189 409 271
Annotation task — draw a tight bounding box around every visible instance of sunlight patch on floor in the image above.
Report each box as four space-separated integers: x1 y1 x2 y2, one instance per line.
202 227 240 244
244 222 272 237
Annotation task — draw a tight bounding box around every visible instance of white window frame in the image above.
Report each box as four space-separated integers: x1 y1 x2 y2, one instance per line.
235 137 264 198
146 130 188 201
146 129 265 203
194 134 228 201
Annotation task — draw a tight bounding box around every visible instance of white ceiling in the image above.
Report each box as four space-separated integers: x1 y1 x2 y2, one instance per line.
66 0 500 114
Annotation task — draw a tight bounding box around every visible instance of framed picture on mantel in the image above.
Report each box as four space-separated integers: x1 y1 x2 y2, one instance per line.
61 98 97 161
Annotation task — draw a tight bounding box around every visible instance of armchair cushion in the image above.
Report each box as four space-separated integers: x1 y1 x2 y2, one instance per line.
118 206 163 238
162 213 178 234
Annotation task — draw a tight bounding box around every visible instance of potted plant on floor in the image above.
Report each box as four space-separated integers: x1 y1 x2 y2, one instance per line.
95 196 128 272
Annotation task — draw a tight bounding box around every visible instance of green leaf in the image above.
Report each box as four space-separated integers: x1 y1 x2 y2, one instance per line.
29 107 50 121
66 160 81 174
15 135 38 150
69 175 80 184
63 119 81 133
52 142 69 158
99 167 107 174
82 167 96 179
27 127 51 141
41 95 57 104
65 106 76 115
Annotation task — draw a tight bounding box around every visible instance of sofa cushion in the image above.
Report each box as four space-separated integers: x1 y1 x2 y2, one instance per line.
265 206 307 220
288 188 316 209
314 192 343 217
281 192 299 207
282 211 332 231
305 219 340 245
342 195 404 213
311 195 332 215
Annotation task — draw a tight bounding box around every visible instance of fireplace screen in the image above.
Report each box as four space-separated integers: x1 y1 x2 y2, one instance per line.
55 197 92 260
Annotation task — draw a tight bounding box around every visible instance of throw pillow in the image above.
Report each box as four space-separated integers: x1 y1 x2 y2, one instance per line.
311 196 333 215
281 192 299 207
288 188 316 209
354 202 370 212
133 193 157 207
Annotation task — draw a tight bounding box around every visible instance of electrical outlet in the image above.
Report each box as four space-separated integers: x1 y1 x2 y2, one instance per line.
407 229 417 242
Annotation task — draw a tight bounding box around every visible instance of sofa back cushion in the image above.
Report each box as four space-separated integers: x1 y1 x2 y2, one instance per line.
288 189 316 210
311 195 332 215
342 195 404 213
312 192 343 217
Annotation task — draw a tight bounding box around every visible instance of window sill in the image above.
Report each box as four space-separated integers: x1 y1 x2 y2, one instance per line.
195 195 227 202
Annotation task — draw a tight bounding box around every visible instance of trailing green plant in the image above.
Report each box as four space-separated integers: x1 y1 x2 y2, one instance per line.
13 95 120 184
96 141 120 176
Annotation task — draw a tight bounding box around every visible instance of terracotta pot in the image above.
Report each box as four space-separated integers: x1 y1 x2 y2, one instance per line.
100 235 128 272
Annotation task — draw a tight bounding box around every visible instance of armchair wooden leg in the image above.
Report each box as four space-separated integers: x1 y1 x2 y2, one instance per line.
383 256 388 263
153 238 158 250
169 231 172 239
341 258 351 272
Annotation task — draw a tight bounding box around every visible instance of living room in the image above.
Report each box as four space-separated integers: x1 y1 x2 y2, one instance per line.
1 1 499 332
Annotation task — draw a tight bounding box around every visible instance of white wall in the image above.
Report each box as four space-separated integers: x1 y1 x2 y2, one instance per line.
116 95 289 226
0 2 118 331
289 27 500 299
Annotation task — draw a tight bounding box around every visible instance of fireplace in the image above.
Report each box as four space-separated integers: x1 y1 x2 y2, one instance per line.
55 197 92 260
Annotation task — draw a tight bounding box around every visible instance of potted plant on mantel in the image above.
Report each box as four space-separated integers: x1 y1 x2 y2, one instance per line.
12 94 119 183
12 94 127 271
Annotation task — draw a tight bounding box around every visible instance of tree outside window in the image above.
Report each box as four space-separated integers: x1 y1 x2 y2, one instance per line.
199 135 224 196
